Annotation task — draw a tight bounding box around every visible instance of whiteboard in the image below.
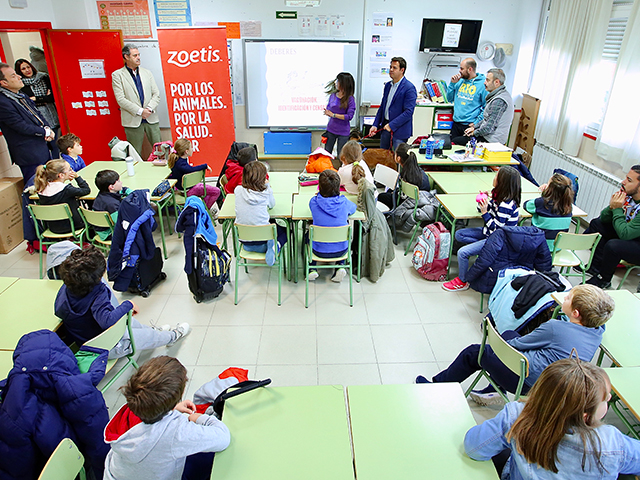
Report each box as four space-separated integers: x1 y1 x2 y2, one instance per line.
130 40 171 128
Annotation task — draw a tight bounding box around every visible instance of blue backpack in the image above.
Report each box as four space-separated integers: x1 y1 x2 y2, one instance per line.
553 168 579 202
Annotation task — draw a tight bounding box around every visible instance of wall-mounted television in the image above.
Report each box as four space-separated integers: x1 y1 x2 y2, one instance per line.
419 19 483 53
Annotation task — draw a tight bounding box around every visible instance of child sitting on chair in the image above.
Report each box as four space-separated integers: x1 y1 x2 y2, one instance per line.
104 356 230 480
57 133 86 172
54 246 190 357
224 146 260 195
93 169 131 215
308 169 356 283
416 284 614 406
337 140 374 195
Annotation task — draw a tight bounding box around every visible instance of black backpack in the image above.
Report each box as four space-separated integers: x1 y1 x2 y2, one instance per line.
188 237 231 303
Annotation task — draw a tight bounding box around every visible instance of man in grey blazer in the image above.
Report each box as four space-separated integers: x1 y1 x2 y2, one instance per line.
112 44 162 156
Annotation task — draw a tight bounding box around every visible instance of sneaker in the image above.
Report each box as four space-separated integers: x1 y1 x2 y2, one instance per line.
469 390 505 406
586 275 611 290
167 323 191 347
210 203 219 220
150 321 171 332
442 277 469 292
415 375 431 384
331 268 347 283
574 265 598 277
308 270 319 281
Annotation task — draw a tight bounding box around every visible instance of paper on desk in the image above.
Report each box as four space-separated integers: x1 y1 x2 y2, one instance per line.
481 143 511 152
450 154 484 163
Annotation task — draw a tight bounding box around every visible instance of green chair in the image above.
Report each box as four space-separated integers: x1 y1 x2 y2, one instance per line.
400 180 421 256
617 261 640 290
233 224 283 306
550 232 601 284
151 185 178 260
305 225 353 309
175 170 207 211
79 207 114 255
28 204 85 279
465 316 529 403
38 438 86 480
84 311 138 392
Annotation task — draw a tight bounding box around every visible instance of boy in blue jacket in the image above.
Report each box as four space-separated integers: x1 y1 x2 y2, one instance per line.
54 246 190 357
57 133 87 172
416 284 614 405
308 169 356 283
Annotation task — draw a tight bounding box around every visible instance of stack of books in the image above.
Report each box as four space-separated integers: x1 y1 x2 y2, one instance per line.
481 143 512 162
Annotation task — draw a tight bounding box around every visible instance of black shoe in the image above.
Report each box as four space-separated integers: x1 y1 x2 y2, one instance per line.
586 275 611 289
574 265 598 276
415 375 431 384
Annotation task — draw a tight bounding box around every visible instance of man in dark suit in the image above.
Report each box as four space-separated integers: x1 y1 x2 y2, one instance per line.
0 62 58 182
370 57 417 150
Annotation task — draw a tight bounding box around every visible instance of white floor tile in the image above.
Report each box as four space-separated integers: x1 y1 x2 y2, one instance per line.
360 267 408 294
157 293 215 327
378 362 441 385
318 364 381 385
316 293 368 325
317 325 376 364
412 291 473 324
371 324 436 363
257 325 316 365
198 326 262 365
423 322 483 365
263 294 315 324
210 294 266 326
365 293 421 325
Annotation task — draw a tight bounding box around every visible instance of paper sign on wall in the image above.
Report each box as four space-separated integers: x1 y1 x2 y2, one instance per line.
79 60 106 79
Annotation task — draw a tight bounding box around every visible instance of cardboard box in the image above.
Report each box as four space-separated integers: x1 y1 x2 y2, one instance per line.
263 132 312 155
0 177 24 254
435 121 453 130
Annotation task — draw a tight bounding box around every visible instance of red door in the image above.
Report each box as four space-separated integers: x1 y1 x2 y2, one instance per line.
45 30 126 164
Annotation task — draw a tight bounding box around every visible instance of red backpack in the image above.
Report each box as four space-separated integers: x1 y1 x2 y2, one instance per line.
411 222 450 281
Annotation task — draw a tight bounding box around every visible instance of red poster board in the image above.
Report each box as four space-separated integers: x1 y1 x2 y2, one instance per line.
157 28 235 174
46 30 126 164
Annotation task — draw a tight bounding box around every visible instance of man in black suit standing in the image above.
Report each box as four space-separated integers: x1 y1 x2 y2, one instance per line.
0 62 58 182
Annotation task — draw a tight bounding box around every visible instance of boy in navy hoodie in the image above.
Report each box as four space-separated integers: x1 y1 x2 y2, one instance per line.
93 169 131 215
54 246 190 357
308 169 356 283
57 133 87 172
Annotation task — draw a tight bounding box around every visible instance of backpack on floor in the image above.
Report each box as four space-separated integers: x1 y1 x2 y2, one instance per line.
412 222 450 281
187 237 231 303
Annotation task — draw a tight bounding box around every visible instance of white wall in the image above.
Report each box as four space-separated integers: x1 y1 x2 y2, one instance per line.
0 0 56 24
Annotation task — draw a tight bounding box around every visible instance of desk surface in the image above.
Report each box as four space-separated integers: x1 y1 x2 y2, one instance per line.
0 350 13 380
211 385 353 480
413 148 518 167
218 193 294 220
430 172 539 195
605 367 640 420
0 277 19 295
0 279 63 350
436 193 587 221
348 383 498 480
268 172 300 194
552 289 640 366
292 193 364 221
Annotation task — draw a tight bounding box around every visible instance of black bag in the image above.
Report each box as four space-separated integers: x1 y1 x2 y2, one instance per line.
128 246 167 297
187 237 231 303
152 180 172 197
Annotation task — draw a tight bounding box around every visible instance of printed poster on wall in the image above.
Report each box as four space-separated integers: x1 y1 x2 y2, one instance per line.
97 1 152 38
154 0 192 27
157 28 235 174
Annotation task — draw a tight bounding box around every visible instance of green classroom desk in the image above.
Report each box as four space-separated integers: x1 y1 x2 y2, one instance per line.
267 172 301 194
0 350 13 380
218 193 294 280
0 277 19 295
0 279 63 351
552 290 640 367
347 383 498 480
291 193 364 283
210 385 353 480
604 367 640 439
413 147 518 168
436 193 588 279
429 172 539 195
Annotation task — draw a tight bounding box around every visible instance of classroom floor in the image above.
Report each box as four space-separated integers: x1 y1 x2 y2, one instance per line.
2 216 638 427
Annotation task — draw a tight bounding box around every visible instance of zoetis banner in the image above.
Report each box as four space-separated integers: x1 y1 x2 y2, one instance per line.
157 27 235 174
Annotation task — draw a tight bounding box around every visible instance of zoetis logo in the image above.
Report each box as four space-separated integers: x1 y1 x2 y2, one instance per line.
167 46 222 68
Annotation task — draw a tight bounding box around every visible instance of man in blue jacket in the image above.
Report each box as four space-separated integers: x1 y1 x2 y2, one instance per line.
370 57 417 150
447 58 487 145
0 62 58 182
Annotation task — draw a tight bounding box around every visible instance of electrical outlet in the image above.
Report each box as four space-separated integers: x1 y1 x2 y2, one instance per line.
496 43 513 56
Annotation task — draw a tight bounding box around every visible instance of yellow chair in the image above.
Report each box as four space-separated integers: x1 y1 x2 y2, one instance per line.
550 232 601 284
79 207 114 255
233 224 282 306
465 316 529 402
400 180 421 256
38 438 86 480
84 311 137 392
28 204 85 279
305 225 353 308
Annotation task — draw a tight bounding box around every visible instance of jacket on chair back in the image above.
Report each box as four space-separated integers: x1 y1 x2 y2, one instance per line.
466 226 552 294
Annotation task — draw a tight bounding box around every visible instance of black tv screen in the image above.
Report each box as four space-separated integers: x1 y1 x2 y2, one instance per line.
419 19 483 53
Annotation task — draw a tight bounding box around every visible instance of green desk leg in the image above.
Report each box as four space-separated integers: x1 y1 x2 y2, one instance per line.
221 219 232 251
153 193 170 260
436 206 456 280
356 219 362 283
292 220 298 284
610 392 640 439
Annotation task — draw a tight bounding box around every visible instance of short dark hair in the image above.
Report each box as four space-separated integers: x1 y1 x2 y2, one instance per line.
319 169 340 197
237 147 257 167
0 62 10 82
391 56 407 72
463 58 477 71
95 169 120 193
56 133 81 155
121 356 187 424
122 43 138 59
631 165 640 177
59 246 106 297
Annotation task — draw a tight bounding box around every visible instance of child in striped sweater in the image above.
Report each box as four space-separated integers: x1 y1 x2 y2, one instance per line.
443 166 521 291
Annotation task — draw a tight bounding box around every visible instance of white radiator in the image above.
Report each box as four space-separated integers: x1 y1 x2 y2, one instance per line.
530 143 622 222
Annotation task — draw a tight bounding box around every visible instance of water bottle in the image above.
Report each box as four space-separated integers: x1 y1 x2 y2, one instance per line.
425 136 435 160
125 145 135 177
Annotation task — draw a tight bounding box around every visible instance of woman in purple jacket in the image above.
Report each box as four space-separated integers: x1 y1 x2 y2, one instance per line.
323 72 356 158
